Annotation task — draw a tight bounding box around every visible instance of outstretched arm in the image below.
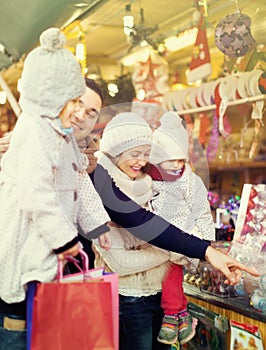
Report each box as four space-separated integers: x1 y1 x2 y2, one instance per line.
89 164 259 284
205 246 259 285
90 164 210 259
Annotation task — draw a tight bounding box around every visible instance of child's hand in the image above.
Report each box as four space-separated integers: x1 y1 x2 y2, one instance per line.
57 243 80 261
98 231 111 250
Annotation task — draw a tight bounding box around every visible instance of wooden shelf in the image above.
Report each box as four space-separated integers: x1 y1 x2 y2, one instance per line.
197 160 266 195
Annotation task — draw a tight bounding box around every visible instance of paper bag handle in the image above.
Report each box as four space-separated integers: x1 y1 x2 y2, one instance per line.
57 249 90 281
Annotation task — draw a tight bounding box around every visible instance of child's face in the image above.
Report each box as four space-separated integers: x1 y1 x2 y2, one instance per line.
116 145 151 180
59 98 80 128
160 159 185 171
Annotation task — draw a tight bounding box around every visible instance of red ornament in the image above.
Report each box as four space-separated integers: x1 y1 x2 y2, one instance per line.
249 188 258 199
241 223 250 235
258 72 266 94
245 211 253 222
247 199 256 210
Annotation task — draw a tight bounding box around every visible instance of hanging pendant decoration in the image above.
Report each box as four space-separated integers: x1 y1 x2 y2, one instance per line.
215 10 255 57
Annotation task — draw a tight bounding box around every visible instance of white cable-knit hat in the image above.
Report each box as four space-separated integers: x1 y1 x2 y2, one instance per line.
149 111 189 164
19 27 86 118
100 112 152 157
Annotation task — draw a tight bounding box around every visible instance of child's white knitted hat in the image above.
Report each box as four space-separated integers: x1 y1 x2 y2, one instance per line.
149 111 189 164
19 27 86 118
100 112 152 157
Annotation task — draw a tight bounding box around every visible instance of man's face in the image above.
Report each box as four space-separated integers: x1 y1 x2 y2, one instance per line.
71 87 102 141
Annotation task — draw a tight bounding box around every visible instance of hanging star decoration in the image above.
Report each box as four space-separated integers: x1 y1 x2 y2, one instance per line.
132 54 167 101
135 55 161 81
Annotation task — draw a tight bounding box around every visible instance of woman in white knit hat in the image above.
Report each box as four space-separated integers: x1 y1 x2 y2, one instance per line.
93 111 174 350
0 28 110 349
148 111 216 346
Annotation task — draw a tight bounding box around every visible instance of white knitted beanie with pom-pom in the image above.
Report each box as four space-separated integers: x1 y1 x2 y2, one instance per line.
100 112 152 158
19 27 86 118
149 111 189 164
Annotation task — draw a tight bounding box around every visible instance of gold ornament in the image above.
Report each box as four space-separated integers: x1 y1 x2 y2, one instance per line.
250 9 266 45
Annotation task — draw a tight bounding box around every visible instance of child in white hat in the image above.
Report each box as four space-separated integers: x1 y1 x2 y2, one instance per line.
0 27 110 346
148 111 215 346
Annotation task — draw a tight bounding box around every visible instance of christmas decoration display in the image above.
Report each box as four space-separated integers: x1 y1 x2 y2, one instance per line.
213 116 263 165
236 71 252 98
202 79 222 106
215 12 256 57
187 14 212 83
164 72 265 115
238 70 265 121
131 52 169 104
250 9 266 46
188 86 199 108
196 84 207 107
230 184 266 276
213 76 236 137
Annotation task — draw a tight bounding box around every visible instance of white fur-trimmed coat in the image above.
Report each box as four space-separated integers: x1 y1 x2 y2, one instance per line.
0 110 109 303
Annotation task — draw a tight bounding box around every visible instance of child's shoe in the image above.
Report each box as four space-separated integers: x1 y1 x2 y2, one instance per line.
178 311 197 345
157 315 179 344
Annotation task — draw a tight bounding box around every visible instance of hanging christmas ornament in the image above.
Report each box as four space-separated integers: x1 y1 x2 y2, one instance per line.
187 14 212 83
258 71 266 94
213 76 236 137
250 9 266 46
132 52 169 104
215 3 255 58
